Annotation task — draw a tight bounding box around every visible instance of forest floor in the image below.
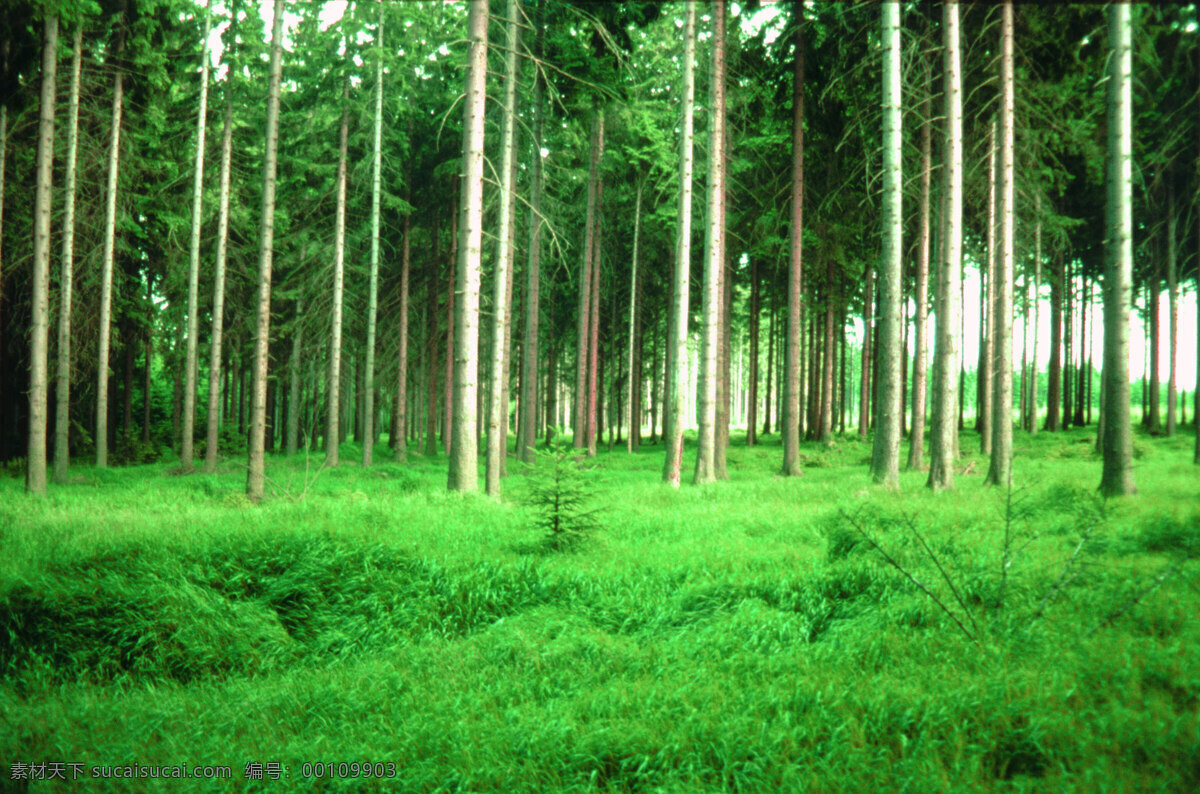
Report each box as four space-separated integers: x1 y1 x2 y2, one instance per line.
1 426 1198 792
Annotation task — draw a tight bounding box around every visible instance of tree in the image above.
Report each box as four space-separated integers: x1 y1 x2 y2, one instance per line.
870 0 902 489
928 0 962 492
180 0 212 474
1098 2 1135 497
907 54 932 471
486 0 520 495
518 0 545 465
204 80 234 474
25 13 57 495
662 0 697 488
96 6 126 469
365 5 386 467
986 0 1015 487
53 25 82 484
325 84 349 469
447 0 487 493
695 0 727 486
246 0 286 502
782 3 804 477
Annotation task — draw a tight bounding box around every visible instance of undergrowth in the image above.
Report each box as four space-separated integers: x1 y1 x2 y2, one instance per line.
1 427 1197 792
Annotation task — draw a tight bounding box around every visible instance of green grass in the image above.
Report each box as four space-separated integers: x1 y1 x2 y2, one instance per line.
1 427 1198 791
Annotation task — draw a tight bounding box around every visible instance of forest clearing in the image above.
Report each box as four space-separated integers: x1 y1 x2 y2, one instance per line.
2 428 1199 790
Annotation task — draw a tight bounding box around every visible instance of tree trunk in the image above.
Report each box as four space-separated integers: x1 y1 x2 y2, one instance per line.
1029 199 1041 436
364 12 386 466
627 179 643 453
820 262 835 444
747 257 759 446
96 18 125 470
980 120 997 450
1147 267 1161 433
763 286 774 436
716 207 732 478
204 89 234 473
695 0 727 484
907 59 931 470
587 193 602 457
519 0 545 464
53 26 81 483
782 2 805 475
1166 179 1178 437
180 1 212 474
1099 2 1136 496
928 0 962 492
26 14 57 495
325 87 349 468
448 0 487 492
424 210 441 457
858 270 873 437
286 295 304 456
871 0 902 487
663 0 697 487
986 0 1015 486
486 0 520 494
576 112 601 450
245 0 285 502
444 191 457 456
1046 251 1062 430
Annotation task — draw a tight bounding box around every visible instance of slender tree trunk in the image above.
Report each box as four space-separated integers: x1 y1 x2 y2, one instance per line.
747 257 759 446
96 19 125 470
364 12 386 466
424 211 441 457
1166 179 1178 437
858 271 873 437
205 90 234 474
820 262 835 443
53 26 82 483
1030 199 1041 436
486 0 520 494
1148 267 1161 433
695 0 727 484
627 179 643 453
26 14 57 495
782 3 805 475
287 296 304 456
663 0 697 487
142 317 152 444
180 1 212 473
907 62 931 470
448 0 488 491
519 0 544 464
928 0 961 491
1099 2 1136 496
324 86 349 468
716 208 732 478
587 195 602 457
987 0 1015 486
391 183 410 462
980 120 997 450
444 192 457 456
871 0 902 486
245 0 285 502
763 287 774 436
576 112 601 450
1046 251 1062 431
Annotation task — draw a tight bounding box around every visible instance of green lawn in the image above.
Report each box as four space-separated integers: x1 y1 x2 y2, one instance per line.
1 427 1197 792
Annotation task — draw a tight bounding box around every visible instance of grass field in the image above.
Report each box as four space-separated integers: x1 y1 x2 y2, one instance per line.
1 427 1198 792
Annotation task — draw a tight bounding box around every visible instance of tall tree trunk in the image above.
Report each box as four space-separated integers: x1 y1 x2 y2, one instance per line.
928 0 961 491
820 262 835 443
365 11 386 466
695 0 727 484
907 59 931 470
424 210 441 457
181 1 212 473
325 86 349 468
980 120 997 449
858 271 873 437
519 0 545 464
1046 251 1062 430
987 0 1015 486
96 16 125 470
1166 179 1178 437
782 3 805 475
763 286 774 436
747 257 759 446
576 112 602 450
53 26 81 483
663 0 697 487
486 0 520 494
871 0 902 487
448 0 487 491
626 178 643 453
1147 267 1161 433
1063 262 1074 429
1029 198 1040 436
716 201 732 478
587 194 602 458
287 296 304 456
1099 2 1136 496
205 90 234 474
245 0 285 502
443 191 457 456
26 14 57 495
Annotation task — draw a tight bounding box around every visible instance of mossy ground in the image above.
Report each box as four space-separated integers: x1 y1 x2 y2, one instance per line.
1 427 1197 792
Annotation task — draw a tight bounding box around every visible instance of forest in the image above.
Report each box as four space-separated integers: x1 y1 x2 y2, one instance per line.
2 0 1199 790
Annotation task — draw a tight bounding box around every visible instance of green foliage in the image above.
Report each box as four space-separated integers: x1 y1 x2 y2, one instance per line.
523 440 600 550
